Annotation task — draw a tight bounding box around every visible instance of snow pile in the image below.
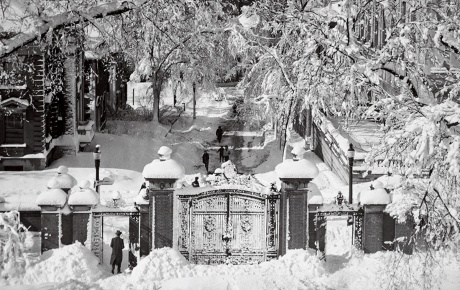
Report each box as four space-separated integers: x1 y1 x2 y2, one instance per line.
13 243 104 286
376 174 403 189
275 158 319 179
125 248 325 289
36 188 67 207
357 188 390 205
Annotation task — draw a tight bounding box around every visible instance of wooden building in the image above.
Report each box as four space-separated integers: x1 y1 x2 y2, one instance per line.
0 34 89 171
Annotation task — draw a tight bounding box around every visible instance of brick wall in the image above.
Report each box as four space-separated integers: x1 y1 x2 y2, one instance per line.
288 191 308 249
30 54 46 154
19 211 41 231
61 213 73 245
363 205 386 253
64 56 76 136
153 191 173 248
72 213 89 245
41 213 60 252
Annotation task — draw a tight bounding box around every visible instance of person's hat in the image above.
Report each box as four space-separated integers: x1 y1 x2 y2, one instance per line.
116 230 122 236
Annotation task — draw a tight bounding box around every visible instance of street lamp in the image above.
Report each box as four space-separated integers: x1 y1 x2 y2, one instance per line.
347 143 355 204
93 144 101 193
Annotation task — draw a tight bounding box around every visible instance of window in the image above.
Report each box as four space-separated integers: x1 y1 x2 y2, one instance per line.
4 113 25 144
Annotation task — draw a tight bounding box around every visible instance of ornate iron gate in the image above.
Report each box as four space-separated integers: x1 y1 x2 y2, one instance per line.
178 189 279 264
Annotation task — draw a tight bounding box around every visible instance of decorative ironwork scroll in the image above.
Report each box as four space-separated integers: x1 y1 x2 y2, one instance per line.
353 212 363 249
178 189 280 264
91 214 103 263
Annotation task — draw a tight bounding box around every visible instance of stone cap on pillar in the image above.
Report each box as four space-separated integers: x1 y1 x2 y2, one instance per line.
142 146 185 190
36 188 67 210
68 180 99 209
357 188 390 205
275 145 319 183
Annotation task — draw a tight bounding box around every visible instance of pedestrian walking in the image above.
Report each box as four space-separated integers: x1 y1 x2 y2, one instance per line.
223 145 231 162
110 230 124 274
192 177 200 187
216 126 223 143
217 146 225 162
202 150 209 173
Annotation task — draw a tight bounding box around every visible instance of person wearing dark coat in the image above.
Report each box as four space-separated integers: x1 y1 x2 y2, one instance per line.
110 230 124 274
216 126 223 143
202 150 209 173
217 146 224 162
223 145 231 162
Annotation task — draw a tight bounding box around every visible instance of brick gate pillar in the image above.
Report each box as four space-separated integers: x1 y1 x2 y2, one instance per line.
142 146 185 251
275 147 319 255
36 188 68 253
358 185 391 253
67 180 99 245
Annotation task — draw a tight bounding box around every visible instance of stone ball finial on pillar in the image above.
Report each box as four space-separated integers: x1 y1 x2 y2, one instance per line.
47 166 78 194
68 180 99 210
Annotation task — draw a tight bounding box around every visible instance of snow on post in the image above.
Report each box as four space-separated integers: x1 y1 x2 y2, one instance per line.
68 180 99 208
46 166 78 193
357 188 391 205
142 146 185 179
275 146 319 180
307 183 323 205
36 188 68 208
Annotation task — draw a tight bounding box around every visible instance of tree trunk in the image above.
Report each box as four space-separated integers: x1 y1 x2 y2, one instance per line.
153 86 161 122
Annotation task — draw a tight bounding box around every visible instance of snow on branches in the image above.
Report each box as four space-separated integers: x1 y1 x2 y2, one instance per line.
0 211 32 280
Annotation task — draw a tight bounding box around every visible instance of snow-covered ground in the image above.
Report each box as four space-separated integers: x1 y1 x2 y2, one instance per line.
1 87 460 289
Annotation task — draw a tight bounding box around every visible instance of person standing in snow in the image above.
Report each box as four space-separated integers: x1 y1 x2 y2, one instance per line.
202 150 209 173
216 126 224 143
217 146 225 162
110 230 124 274
223 145 231 161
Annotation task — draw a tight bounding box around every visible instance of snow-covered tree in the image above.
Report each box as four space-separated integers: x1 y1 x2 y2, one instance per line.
0 211 31 280
230 0 460 250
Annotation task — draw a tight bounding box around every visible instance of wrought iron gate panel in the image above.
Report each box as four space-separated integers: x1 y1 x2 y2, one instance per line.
91 214 103 263
178 190 279 265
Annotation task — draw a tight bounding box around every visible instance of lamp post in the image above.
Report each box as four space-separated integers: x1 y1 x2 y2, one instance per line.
93 144 101 193
347 143 355 204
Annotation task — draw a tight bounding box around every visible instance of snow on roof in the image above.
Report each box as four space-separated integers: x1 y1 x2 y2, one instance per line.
68 188 99 206
143 159 185 179
358 188 390 205
0 97 30 107
275 158 319 179
46 173 78 189
308 183 323 204
36 188 67 207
